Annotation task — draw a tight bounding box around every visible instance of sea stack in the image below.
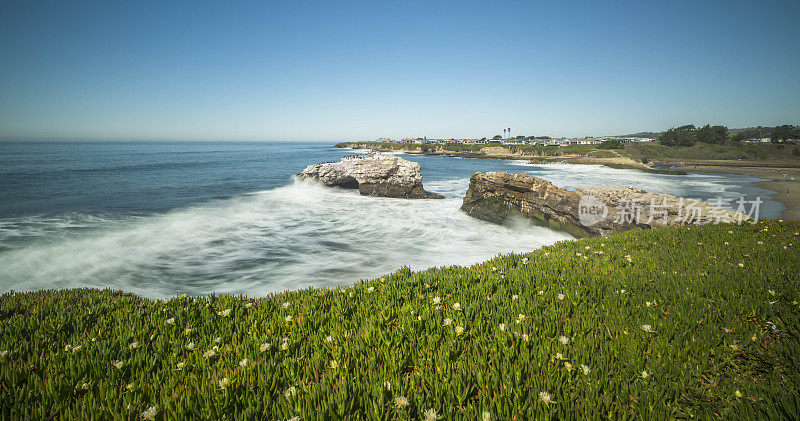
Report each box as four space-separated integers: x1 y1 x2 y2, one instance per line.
298 152 443 199
461 171 747 237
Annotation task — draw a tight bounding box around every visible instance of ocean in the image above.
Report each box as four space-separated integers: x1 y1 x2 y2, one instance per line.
0 141 782 298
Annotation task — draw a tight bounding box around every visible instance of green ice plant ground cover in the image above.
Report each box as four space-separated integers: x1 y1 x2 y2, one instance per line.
1 220 799 419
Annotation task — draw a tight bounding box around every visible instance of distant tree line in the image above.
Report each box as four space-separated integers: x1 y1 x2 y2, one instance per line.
659 124 799 146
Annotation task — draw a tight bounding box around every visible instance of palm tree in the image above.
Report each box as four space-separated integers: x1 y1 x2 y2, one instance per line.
503 129 506 139
508 127 511 139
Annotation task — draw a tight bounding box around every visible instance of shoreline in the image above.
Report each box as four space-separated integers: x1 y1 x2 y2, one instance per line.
337 143 800 220
663 163 800 220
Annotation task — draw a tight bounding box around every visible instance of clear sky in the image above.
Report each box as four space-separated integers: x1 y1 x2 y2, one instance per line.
1 0 798 141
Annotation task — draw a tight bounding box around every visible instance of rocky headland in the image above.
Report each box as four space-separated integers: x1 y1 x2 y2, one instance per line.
298 152 443 199
461 172 747 236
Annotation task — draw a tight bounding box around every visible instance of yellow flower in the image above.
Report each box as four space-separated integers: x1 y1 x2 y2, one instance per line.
539 391 553 405
455 326 465 335
452 303 461 310
330 360 339 369
423 408 438 421
165 318 175 325
581 364 590 375
394 396 409 409
113 360 124 369
564 362 573 372
641 370 649 379
218 309 231 317
735 390 743 398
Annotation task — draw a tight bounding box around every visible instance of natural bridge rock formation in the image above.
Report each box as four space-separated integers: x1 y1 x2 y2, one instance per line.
461 172 748 237
298 152 443 199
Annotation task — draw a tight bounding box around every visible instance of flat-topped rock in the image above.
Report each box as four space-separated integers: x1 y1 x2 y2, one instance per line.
298 152 443 199
461 172 748 236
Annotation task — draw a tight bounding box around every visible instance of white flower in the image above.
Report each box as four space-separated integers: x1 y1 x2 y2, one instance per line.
245 302 253 308
455 326 464 335
559 336 569 345
452 303 461 310
539 391 553 405
522 333 529 341
383 381 392 390
557 294 565 301
512 294 519 300
239 358 248 368
0 350 9 358
260 342 271 352
393 396 409 409
522 257 529 264
186 342 195 350
516 314 525 323
285 315 293 322
184 327 192 335
538 290 544 295
281 341 289 350
203 349 216 358
423 408 438 421
218 377 230 388
141 405 157 420
284 386 297 397
482 411 491 421
367 286 375 293
443 318 453 326
282 301 290 308
166 318 175 325
432 296 441 304
499 323 506 331
641 370 649 379
219 309 231 317
214 337 222 344
129 341 139 349
641 325 653 333
177 361 185 370
555 353 564 360
645 302 652 307
113 360 124 369
581 364 590 375
325 335 333 343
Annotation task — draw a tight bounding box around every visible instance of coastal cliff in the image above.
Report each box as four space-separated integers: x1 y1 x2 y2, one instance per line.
298 152 443 199
335 141 654 171
461 172 747 236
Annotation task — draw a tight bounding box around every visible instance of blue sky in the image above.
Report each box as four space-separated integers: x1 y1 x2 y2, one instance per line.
1 0 798 141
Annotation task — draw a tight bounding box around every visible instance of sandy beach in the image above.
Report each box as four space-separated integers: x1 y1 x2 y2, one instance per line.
669 163 800 220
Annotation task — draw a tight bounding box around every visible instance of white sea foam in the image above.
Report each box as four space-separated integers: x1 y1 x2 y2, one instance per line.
0 178 571 298
506 161 737 197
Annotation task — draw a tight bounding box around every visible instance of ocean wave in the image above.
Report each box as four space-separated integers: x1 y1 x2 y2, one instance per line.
0 178 571 298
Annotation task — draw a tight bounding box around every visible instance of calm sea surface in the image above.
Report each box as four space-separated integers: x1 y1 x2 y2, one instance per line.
0 141 782 298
